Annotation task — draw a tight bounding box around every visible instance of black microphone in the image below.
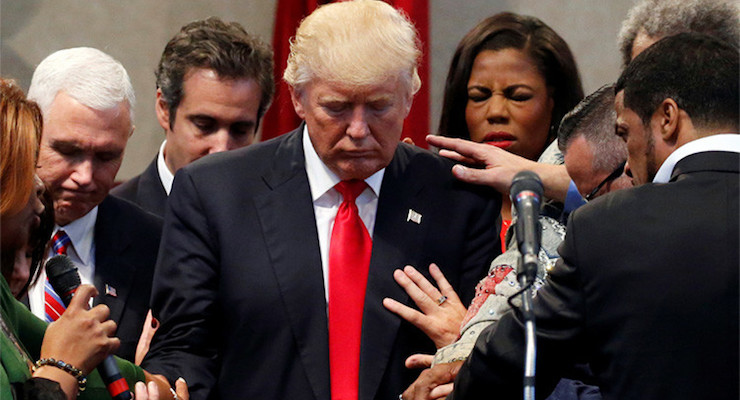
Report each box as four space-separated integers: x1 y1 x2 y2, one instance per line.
46 255 133 400
509 171 543 284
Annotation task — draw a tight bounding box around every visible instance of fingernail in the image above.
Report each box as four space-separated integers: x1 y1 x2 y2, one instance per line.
177 377 187 384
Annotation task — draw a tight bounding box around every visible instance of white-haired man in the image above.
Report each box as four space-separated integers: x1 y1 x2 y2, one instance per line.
26 47 162 363
143 1 501 399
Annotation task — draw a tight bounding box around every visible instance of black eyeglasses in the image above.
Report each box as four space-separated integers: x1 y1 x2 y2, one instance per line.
585 160 626 201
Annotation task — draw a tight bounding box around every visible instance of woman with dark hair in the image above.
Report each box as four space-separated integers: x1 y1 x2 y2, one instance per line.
440 12 582 145
439 12 583 245
386 13 584 344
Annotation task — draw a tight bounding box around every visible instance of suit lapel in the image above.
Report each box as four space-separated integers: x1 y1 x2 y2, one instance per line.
253 128 331 400
93 197 137 326
137 158 168 216
360 145 428 399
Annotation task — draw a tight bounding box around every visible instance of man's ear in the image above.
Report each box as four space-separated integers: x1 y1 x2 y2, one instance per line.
653 98 680 142
155 89 171 132
289 86 306 120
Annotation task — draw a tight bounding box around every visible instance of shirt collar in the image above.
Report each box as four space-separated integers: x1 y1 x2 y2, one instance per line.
653 134 740 183
55 206 98 265
302 125 384 201
157 140 174 195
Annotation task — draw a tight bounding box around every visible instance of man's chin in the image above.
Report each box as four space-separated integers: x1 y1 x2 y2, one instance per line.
54 204 93 226
333 159 389 181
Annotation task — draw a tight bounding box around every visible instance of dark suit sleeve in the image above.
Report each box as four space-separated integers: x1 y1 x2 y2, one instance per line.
451 213 588 400
142 168 220 397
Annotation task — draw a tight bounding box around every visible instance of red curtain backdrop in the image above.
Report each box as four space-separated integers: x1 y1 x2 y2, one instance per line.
261 0 430 149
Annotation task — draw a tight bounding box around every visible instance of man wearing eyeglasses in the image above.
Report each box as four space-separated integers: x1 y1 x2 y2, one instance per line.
559 84 633 201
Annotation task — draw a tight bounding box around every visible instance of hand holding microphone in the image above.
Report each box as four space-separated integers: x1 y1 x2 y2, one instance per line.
41 283 119 375
45 254 132 399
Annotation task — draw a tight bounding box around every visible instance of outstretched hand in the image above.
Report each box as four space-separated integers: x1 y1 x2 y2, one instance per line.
427 135 540 196
426 135 569 201
383 264 467 348
41 284 119 374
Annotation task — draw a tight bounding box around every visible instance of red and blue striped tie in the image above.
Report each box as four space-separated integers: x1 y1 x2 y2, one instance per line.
44 230 71 322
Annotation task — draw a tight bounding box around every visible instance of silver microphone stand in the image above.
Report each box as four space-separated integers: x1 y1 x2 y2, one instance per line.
519 253 538 400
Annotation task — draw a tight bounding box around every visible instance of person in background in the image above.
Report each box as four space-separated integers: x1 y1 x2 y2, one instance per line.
143 1 501 398
558 84 632 200
451 32 739 400
1 77 186 400
112 17 274 217
25 47 162 363
437 12 583 244
618 0 739 67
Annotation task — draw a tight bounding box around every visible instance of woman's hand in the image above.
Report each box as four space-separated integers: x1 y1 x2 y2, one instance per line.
33 284 119 399
383 264 467 348
40 284 119 374
427 135 570 201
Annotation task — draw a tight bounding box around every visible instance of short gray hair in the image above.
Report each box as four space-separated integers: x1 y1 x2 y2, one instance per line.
618 0 740 67
28 47 135 121
558 84 626 174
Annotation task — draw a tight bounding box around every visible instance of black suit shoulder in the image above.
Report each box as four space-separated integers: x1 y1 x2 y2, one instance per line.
98 195 163 233
185 128 301 177
173 128 305 208
391 142 499 196
111 174 141 201
112 158 168 217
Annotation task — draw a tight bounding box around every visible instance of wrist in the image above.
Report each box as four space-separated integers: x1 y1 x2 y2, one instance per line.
536 164 570 202
33 358 86 396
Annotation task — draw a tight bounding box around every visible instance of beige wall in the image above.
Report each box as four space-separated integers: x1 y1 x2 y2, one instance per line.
1 0 634 180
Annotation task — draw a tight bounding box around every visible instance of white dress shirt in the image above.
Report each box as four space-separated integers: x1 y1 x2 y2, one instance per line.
28 207 98 318
157 140 175 195
653 134 740 183
302 126 385 301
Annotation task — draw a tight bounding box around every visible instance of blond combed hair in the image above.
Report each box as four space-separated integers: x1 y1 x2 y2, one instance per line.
284 0 421 95
1 79 42 217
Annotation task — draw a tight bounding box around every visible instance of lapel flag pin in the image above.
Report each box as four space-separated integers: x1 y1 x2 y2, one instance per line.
407 209 422 224
105 284 118 298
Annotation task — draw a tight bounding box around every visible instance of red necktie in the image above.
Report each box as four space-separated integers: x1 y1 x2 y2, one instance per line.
44 230 71 322
329 180 372 400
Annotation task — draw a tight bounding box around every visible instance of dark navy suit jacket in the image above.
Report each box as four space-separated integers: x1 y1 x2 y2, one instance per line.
144 126 503 399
